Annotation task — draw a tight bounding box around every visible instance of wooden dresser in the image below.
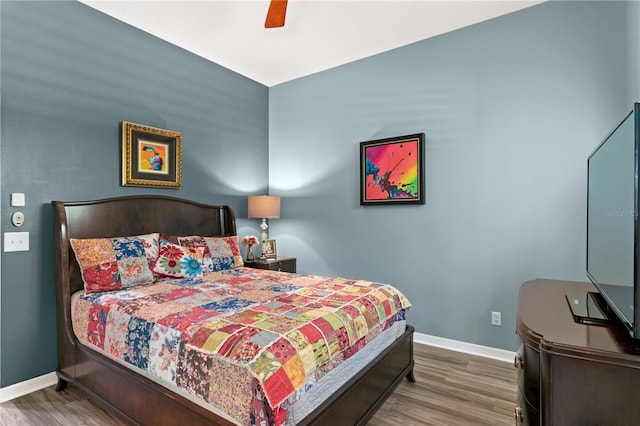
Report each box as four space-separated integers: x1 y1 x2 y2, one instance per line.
515 279 640 425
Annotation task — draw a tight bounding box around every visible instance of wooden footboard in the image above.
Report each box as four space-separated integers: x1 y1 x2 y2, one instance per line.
304 325 415 426
56 345 238 425
52 196 415 425
56 326 414 426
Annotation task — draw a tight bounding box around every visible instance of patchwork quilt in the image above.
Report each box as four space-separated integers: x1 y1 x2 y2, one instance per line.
72 268 410 425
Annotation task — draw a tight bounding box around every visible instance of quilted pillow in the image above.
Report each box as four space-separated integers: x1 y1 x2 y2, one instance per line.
70 233 160 294
176 235 244 271
152 242 205 278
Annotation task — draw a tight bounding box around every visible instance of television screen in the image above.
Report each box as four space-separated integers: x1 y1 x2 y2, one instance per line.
587 106 637 335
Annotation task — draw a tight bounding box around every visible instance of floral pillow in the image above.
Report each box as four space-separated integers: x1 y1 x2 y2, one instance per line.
152 242 205 278
176 235 244 271
70 233 160 294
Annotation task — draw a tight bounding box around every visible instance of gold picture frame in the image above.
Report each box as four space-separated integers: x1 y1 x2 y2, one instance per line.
122 121 182 188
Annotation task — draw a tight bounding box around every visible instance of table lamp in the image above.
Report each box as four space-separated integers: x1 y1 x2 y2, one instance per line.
248 195 280 243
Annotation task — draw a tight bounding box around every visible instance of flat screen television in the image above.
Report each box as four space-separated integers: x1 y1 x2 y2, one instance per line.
585 102 640 339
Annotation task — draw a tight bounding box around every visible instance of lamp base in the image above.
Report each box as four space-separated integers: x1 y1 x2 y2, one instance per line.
260 218 269 242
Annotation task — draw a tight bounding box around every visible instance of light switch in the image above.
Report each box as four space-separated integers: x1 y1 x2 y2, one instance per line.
11 193 25 207
4 232 29 252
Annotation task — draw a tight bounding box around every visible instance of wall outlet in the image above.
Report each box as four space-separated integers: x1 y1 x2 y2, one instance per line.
491 311 502 326
4 231 29 252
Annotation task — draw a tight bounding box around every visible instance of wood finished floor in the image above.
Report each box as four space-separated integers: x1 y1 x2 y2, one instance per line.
0 343 517 426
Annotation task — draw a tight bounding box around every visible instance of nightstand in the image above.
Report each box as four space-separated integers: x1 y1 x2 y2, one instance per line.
244 256 296 273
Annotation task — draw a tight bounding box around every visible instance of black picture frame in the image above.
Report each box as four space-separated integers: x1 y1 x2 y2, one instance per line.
360 133 425 205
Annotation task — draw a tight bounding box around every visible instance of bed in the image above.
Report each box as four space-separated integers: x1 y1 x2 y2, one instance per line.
52 195 415 425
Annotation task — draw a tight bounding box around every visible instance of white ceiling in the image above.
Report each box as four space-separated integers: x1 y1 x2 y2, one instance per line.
80 0 543 87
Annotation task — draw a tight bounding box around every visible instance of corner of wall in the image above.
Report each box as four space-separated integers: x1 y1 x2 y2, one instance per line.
628 0 640 106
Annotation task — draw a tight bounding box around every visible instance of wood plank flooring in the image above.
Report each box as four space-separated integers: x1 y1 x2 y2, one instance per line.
0 343 517 426
368 344 517 426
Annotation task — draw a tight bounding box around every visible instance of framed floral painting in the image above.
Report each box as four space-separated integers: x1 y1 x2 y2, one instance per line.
121 121 182 188
360 133 425 205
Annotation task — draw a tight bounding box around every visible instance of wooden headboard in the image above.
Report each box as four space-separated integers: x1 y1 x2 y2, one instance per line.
53 195 237 294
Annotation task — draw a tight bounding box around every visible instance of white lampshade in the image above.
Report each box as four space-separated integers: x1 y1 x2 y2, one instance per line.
248 195 281 219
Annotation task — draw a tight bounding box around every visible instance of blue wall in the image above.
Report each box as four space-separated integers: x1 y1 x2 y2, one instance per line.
268 0 630 350
0 1 269 387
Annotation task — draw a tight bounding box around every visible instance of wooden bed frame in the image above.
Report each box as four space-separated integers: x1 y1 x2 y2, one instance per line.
52 195 415 425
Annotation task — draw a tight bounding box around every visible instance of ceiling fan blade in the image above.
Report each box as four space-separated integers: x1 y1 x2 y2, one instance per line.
265 0 288 28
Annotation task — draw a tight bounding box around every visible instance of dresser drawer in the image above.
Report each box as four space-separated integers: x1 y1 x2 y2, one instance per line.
516 390 540 426
245 257 296 273
516 340 540 408
266 258 296 272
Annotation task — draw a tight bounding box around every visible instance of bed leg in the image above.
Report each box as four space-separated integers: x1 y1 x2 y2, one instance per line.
55 377 68 392
405 369 416 383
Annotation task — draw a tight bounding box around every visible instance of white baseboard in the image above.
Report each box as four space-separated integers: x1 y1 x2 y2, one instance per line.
0 334 514 403
414 331 516 363
0 372 57 403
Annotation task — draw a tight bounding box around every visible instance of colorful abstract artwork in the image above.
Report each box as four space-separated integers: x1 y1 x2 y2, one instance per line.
360 134 425 205
138 140 169 174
